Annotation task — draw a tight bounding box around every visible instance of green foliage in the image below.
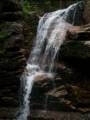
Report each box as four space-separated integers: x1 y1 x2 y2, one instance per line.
22 0 31 15
22 0 42 15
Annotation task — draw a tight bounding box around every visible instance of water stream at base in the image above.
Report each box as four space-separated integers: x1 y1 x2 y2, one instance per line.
17 1 84 120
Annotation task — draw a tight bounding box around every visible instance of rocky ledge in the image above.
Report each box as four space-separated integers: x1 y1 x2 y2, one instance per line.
30 25 90 120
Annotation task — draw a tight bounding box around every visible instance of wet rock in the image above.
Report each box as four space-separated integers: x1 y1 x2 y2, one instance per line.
60 25 90 59
60 40 90 59
0 107 18 119
65 1 85 25
68 24 90 40
30 24 90 120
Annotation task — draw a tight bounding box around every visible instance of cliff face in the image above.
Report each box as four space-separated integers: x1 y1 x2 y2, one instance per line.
0 0 25 119
0 0 90 119
0 0 39 119
30 25 90 120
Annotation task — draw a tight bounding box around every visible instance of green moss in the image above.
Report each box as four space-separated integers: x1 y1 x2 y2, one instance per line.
22 0 42 16
22 0 31 15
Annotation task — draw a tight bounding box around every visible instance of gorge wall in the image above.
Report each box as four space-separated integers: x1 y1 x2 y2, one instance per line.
0 0 90 119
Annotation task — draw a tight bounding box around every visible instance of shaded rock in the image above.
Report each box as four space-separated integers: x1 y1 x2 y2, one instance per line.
65 1 85 25
47 85 68 98
30 24 90 118
0 0 22 12
68 24 90 40
60 40 90 59
0 0 22 21
0 11 23 21
60 24 90 59
83 0 90 23
66 85 90 104
30 111 90 120
0 21 27 117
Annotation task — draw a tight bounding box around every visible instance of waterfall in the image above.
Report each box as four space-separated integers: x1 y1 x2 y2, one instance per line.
17 1 84 120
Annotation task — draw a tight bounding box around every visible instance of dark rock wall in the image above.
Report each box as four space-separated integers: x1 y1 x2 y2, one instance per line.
0 0 39 119
0 0 90 119
30 25 90 120
0 0 26 119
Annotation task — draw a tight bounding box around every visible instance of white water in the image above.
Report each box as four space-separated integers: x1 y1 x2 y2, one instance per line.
17 2 84 120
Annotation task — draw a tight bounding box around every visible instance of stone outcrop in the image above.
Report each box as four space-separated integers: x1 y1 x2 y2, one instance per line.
30 24 90 120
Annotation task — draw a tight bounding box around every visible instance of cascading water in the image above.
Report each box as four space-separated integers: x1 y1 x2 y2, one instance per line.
17 1 84 120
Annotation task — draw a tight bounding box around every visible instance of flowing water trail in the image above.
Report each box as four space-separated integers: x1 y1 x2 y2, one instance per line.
17 1 84 120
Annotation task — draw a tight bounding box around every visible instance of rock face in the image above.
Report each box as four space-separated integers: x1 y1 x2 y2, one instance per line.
0 0 22 21
0 0 90 120
0 0 26 119
0 0 39 118
30 25 90 119
83 0 90 23
0 21 27 119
